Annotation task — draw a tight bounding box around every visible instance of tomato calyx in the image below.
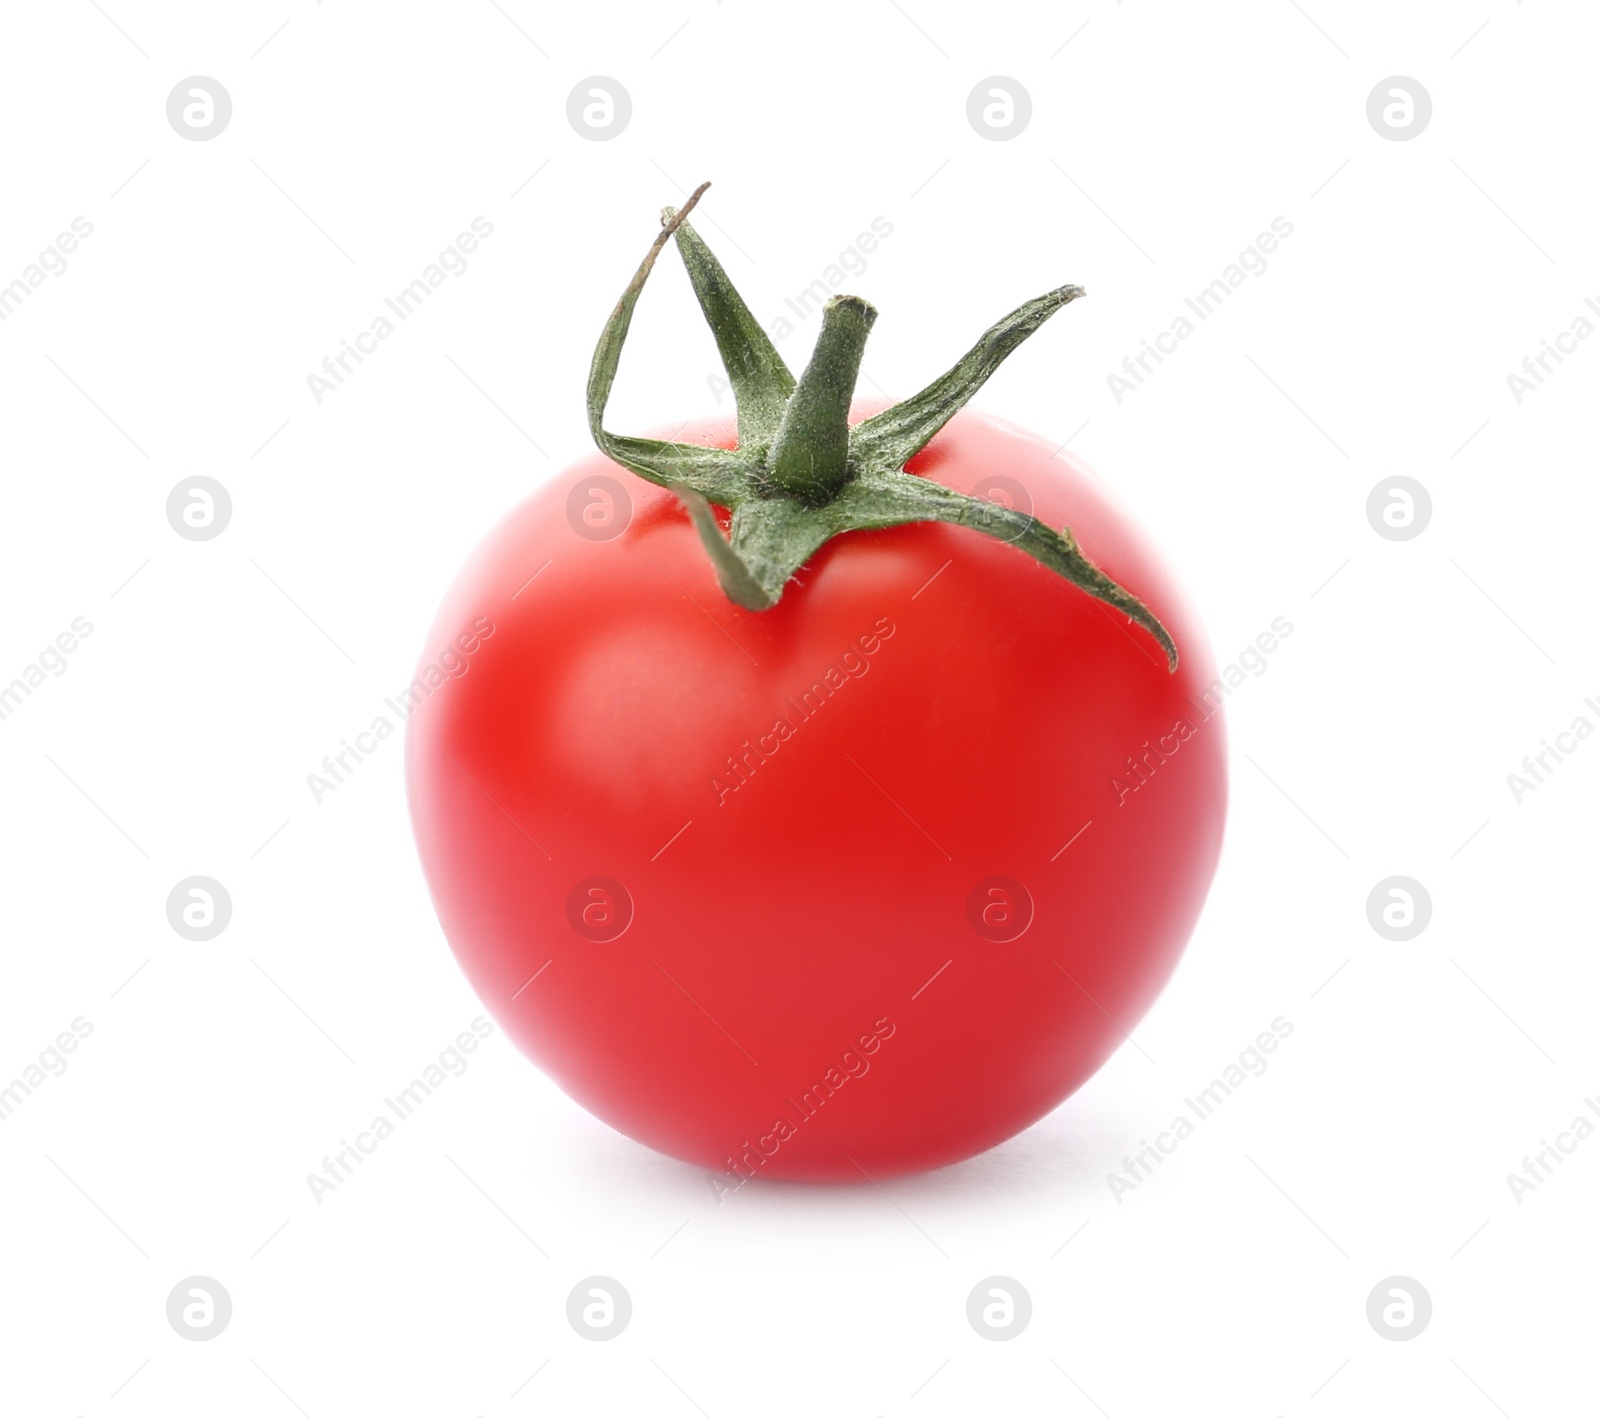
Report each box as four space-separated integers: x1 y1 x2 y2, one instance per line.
585 183 1178 670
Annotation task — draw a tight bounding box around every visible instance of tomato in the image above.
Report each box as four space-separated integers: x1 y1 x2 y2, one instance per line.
406 401 1226 1183
407 186 1226 1184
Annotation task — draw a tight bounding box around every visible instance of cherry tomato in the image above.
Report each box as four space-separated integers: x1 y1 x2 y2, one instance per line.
406 401 1226 1183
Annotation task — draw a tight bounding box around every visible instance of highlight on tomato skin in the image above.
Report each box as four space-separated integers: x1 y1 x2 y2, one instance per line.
404 188 1227 1184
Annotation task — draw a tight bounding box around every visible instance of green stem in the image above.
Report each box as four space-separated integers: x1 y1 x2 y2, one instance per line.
764 295 877 504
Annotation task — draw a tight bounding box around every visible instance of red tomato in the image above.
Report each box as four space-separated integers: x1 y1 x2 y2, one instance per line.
406 402 1226 1183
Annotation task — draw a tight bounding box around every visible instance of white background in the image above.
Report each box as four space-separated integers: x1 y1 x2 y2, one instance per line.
2 1 1596 1414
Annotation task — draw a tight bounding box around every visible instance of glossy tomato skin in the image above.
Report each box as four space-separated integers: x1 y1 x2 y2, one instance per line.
406 405 1226 1182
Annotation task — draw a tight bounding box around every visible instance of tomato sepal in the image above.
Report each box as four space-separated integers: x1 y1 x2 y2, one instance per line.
585 184 1178 670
